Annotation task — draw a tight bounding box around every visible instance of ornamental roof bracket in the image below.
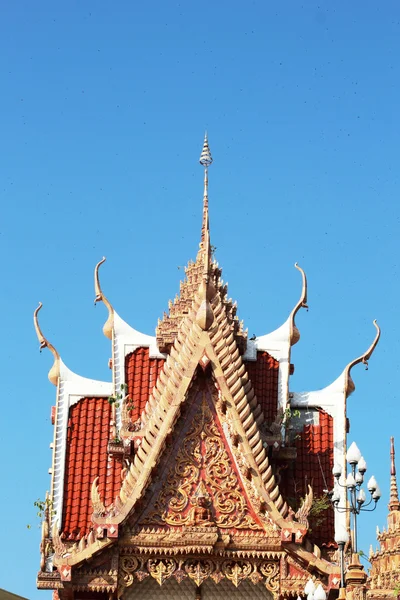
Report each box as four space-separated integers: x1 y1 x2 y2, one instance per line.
344 319 380 397
94 257 114 340
34 302 61 386
91 476 106 518
289 262 308 346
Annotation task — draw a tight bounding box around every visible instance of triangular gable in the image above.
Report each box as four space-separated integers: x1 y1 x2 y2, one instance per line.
134 377 268 532
90 278 289 527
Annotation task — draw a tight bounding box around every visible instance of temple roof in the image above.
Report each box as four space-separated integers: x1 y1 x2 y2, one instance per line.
35 135 381 596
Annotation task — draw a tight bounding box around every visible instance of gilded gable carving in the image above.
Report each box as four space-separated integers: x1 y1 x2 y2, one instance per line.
140 392 262 531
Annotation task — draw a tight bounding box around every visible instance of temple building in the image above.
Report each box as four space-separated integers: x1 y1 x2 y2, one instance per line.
368 438 400 600
35 136 380 600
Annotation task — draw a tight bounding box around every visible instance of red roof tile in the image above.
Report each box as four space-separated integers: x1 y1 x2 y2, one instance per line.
125 348 165 423
282 409 335 547
245 351 279 423
61 397 122 539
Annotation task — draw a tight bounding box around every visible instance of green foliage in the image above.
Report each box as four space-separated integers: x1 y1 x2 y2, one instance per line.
308 494 331 530
281 407 301 426
27 496 55 529
108 383 134 411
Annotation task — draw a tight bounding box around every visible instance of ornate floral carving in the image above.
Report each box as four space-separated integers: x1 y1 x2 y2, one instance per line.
185 559 214 586
117 555 282 591
142 394 262 531
120 556 139 588
222 560 252 587
260 561 280 593
148 558 176 585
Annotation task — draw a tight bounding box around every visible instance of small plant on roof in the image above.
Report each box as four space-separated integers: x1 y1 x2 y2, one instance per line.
308 493 331 531
108 383 134 411
282 407 301 424
27 496 55 529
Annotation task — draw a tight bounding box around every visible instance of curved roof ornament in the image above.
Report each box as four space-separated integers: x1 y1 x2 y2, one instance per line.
289 262 308 345
33 302 61 386
344 319 381 397
94 257 114 340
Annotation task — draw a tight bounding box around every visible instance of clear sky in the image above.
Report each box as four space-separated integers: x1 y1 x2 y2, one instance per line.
1 1 399 597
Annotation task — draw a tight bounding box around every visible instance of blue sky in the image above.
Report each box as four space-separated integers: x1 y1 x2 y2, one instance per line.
1 1 399 597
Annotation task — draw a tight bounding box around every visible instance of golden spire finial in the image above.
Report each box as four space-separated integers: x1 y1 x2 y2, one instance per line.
94 257 114 340
33 302 60 386
344 320 381 397
389 437 400 512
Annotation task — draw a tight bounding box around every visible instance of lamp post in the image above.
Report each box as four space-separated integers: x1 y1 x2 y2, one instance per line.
331 442 381 554
334 524 349 588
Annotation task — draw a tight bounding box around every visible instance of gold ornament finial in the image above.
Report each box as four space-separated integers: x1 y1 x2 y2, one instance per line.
33 302 60 386
94 257 114 340
344 320 381 397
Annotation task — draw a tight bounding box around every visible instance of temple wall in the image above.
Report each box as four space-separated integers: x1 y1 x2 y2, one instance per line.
122 577 272 600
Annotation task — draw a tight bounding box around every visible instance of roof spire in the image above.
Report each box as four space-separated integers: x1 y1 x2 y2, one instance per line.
389 437 400 511
199 132 213 246
196 133 215 330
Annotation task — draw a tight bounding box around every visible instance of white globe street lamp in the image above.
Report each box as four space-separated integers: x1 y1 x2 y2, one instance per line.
331 441 380 554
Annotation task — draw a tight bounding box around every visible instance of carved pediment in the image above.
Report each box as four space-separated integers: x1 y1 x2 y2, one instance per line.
129 382 279 545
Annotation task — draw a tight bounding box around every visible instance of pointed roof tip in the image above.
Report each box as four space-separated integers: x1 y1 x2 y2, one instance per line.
199 133 213 167
391 436 396 476
389 436 400 511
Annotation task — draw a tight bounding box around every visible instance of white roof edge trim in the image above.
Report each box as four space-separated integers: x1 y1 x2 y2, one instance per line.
290 368 347 534
59 359 113 398
113 311 165 358
256 315 291 348
51 358 113 532
243 316 291 362
290 368 347 415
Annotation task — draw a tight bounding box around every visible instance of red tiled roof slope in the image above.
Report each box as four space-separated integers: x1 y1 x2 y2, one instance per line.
125 348 165 423
244 351 279 423
283 409 335 547
61 398 122 540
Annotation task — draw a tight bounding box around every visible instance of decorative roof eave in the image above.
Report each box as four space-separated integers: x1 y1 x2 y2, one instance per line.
289 263 308 346
34 302 61 386
34 301 113 536
291 319 381 411
52 520 114 568
94 257 164 358
343 319 380 397
94 257 114 340
291 320 380 548
244 262 308 361
284 542 341 578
